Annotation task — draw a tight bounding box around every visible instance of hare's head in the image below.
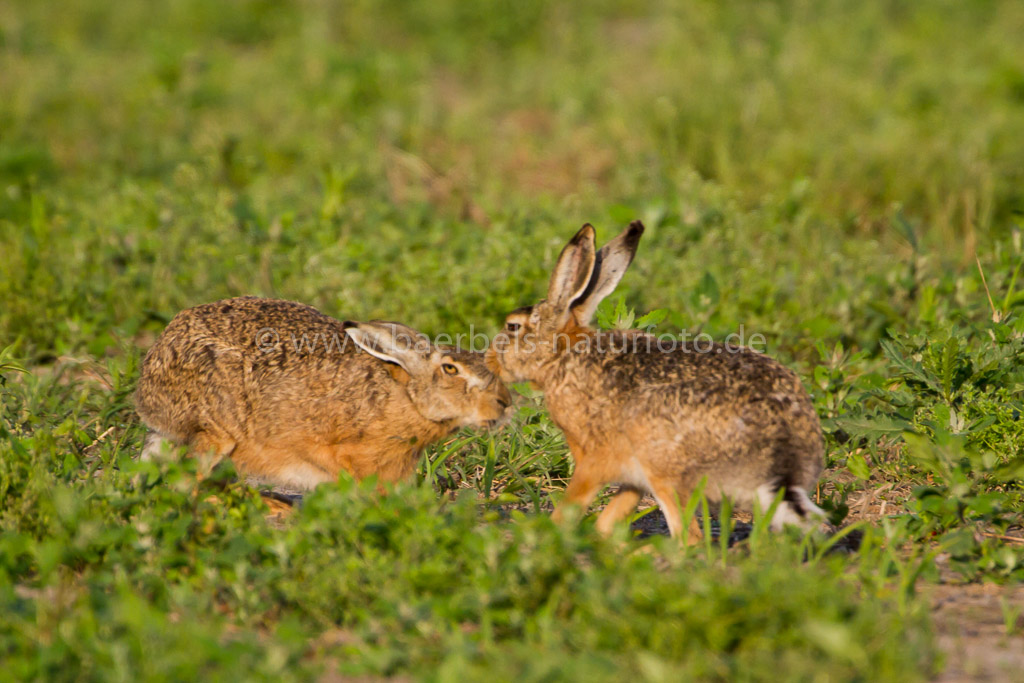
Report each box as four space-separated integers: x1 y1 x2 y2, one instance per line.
488 221 644 384
343 320 512 429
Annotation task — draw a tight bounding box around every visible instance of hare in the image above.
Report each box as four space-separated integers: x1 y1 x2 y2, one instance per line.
486 222 825 542
135 297 512 490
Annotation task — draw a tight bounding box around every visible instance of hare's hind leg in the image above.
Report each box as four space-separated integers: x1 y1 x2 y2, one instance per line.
552 471 603 525
649 479 702 545
232 441 339 491
595 486 642 536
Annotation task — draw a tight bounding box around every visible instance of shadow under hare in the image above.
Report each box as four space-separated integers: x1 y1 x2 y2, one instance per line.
486 222 825 543
135 297 512 490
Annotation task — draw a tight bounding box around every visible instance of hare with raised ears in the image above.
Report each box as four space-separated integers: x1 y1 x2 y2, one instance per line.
486 223 825 543
136 297 512 490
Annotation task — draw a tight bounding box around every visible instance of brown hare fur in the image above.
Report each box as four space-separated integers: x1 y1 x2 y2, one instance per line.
486 222 825 543
135 297 512 489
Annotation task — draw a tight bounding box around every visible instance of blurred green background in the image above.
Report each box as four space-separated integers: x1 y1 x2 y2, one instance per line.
3 0 1023 361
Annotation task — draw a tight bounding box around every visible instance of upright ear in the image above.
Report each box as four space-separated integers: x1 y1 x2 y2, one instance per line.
547 224 597 316
343 320 432 375
570 220 645 326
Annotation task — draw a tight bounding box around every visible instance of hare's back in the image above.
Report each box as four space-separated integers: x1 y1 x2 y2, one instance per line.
136 297 379 441
169 297 347 350
602 337 824 479
139 296 355 400
594 337 802 403
168 296 370 389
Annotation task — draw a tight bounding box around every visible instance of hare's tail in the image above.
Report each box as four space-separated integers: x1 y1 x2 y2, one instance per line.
758 484 827 531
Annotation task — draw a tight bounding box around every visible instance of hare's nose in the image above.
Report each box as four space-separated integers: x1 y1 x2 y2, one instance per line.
497 396 511 409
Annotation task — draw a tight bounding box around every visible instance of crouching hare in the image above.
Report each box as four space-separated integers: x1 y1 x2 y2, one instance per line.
486 222 825 543
136 297 512 490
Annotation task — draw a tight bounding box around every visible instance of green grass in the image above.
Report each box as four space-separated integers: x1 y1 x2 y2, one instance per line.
2 0 1024 680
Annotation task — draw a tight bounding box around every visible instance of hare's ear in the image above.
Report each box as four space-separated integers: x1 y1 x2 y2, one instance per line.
571 220 644 326
343 320 432 374
547 224 597 316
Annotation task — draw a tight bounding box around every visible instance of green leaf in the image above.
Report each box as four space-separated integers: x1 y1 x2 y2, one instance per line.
635 309 667 329
961 415 997 435
938 336 960 401
833 414 914 438
608 296 635 329
879 338 940 393
846 453 872 480
0 343 28 376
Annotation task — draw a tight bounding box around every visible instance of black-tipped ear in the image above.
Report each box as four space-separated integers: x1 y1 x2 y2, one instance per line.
547 224 597 312
570 220 645 326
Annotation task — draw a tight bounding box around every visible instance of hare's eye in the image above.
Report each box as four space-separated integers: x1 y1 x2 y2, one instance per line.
441 363 459 375
505 321 521 333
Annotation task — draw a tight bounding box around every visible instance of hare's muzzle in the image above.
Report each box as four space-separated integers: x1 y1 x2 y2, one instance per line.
484 344 521 384
480 382 514 430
